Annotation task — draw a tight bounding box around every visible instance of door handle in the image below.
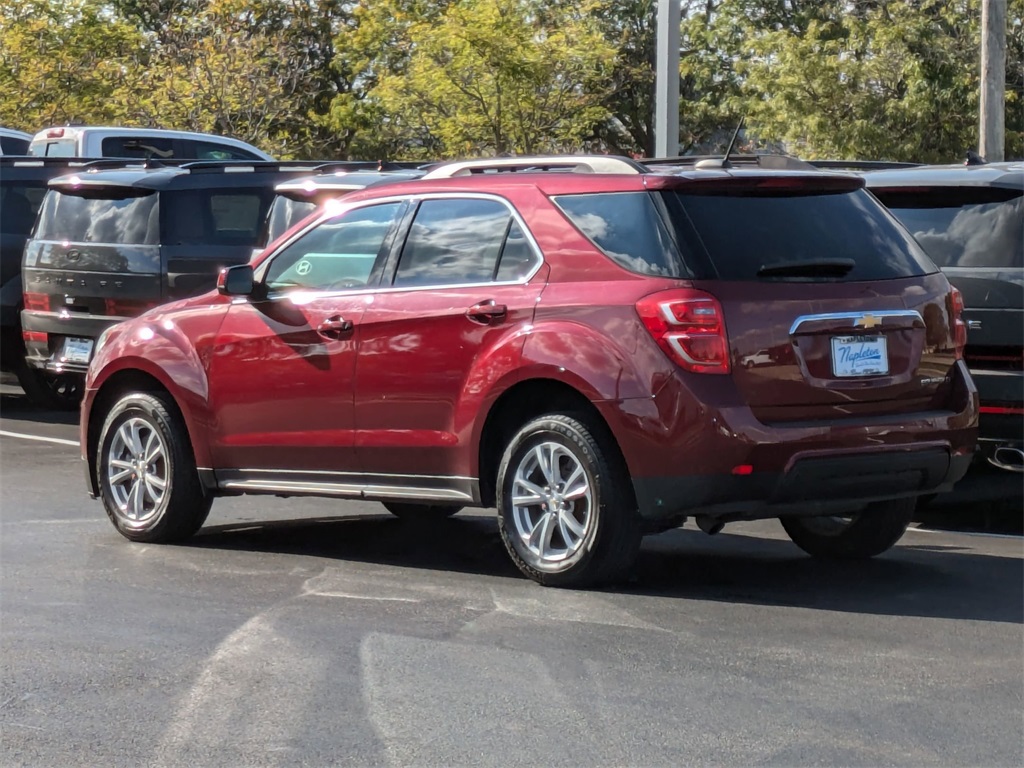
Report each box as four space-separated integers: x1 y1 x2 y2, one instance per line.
317 316 354 338
466 300 507 325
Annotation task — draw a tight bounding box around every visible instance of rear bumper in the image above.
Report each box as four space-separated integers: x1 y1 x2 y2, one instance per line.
633 447 974 521
611 359 979 520
20 310 121 374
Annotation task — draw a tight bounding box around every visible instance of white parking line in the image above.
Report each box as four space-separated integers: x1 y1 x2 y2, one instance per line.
0 430 79 448
908 525 1023 540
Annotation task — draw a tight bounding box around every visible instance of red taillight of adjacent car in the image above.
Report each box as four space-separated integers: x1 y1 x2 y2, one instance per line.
635 289 730 374
950 287 967 359
23 292 50 312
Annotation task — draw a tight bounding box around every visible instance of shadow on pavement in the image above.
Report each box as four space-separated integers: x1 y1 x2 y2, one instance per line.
191 513 1023 625
0 391 79 426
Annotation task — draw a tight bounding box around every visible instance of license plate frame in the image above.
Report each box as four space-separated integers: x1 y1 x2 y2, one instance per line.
831 335 888 377
60 337 94 365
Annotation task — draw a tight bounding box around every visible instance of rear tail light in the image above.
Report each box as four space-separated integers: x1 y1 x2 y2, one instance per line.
950 287 967 359
635 289 730 374
23 292 50 312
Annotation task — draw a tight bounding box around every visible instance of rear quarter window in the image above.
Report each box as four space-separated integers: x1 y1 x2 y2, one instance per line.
870 186 1024 269
665 188 936 281
553 192 687 277
163 188 270 246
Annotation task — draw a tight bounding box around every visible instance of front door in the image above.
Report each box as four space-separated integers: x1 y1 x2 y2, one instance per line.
206 200 406 485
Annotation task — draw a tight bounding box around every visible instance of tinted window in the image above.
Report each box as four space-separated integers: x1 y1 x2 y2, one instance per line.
184 140 261 160
264 197 317 244
162 189 269 246
101 137 175 159
35 191 159 244
394 198 510 286
554 192 685 277
872 187 1023 269
1 136 30 155
265 202 402 291
666 188 935 281
38 141 75 157
495 221 536 281
1 183 47 235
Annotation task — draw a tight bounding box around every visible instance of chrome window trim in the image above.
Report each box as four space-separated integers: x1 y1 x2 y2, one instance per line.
789 310 925 335
257 192 545 299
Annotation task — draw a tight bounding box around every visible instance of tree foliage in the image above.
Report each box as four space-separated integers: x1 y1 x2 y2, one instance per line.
0 0 1019 160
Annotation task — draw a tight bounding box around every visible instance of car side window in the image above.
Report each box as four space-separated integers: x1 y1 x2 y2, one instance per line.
264 202 402 292
495 220 536 282
393 198 514 287
185 140 261 161
102 137 175 159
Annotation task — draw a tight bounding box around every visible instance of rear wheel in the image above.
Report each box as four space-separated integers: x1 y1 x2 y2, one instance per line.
780 498 916 559
97 392 211 543
496 414 641 588
382 502 462 520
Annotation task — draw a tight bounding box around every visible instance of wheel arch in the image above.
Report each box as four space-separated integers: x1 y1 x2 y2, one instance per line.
475 377 631 508
85 368 208 497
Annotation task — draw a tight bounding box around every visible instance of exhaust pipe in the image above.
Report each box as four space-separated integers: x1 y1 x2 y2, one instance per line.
989 446 1024 473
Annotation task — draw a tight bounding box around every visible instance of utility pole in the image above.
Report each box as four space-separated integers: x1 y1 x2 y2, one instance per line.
655 0 680 158
980 0 1006 161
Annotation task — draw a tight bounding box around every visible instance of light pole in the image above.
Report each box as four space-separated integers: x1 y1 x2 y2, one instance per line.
655 0 680 157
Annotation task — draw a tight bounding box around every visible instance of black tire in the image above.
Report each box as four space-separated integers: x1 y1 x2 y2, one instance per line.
383 502 463 519
15 362 82 410
780 498 916 559
496 414 641 588
97 392 211 543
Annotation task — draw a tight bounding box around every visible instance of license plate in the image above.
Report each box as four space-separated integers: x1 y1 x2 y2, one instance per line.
831 335 888 377
60 337 94 365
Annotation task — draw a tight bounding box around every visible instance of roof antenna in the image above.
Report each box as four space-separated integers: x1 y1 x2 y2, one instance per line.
965 150 988 166
721 116 745 169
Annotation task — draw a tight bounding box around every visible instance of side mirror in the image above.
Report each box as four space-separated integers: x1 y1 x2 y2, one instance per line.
217 264 254 296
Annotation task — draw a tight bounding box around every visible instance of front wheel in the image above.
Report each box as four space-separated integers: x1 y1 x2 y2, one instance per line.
97 392 211 543
497 414 641 588
780 498 916 559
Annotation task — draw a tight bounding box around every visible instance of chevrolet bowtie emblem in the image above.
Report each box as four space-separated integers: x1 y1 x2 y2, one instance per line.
855 314 882 329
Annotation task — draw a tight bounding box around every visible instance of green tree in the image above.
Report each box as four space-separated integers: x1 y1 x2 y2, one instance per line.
735 0 1023 162
370 0 616 157
0 0 144 130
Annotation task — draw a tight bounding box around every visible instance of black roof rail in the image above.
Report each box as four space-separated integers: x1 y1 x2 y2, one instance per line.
806 160 923 171
642 154 818 172
79 158 192 171
0 156 101 167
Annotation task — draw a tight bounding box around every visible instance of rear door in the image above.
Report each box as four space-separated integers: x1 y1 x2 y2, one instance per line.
354 195 545 486
660 179 960 422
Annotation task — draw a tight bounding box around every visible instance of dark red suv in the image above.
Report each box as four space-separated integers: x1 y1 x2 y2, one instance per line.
80 155 978 587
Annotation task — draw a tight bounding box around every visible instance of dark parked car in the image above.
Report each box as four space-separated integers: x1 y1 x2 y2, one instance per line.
20 160 342 402
866 162 1023 474
80 155 977 587
1 157 103 405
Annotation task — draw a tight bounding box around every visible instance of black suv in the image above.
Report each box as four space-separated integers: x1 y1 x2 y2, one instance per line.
20 160 347 397
866 162 1023 474
1 157 105 405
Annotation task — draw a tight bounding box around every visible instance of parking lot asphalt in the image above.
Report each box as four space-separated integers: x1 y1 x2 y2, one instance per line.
1 386 1022 766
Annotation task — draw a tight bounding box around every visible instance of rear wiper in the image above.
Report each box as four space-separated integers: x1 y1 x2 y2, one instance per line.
756 259 855 278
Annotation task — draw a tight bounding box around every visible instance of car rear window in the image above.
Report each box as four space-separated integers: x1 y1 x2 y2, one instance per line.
35 190 159 244
665 188 936 281
553 192 687 277
870 187 1023 269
